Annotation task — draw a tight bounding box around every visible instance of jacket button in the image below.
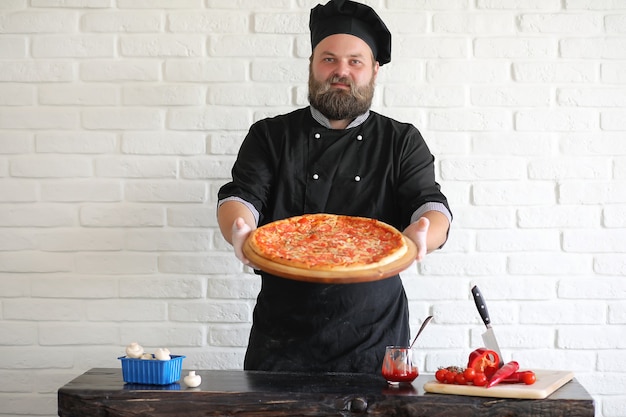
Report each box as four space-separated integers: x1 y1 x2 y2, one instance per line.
354 175 361 182
313 173 319 180
314 133 321 139
356 135 363 141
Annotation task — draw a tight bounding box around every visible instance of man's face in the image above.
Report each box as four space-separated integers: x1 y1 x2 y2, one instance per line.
308 34 379 121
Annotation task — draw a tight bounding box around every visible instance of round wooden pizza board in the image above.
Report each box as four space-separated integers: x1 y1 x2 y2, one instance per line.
242 236 417 284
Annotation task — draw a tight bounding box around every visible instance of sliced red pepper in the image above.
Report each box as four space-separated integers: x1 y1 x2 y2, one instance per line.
484 365 498 380
486 361 520 388
467 348 500 373
502 370 536 385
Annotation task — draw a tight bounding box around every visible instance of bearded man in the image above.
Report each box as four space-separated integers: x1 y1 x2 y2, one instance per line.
217 0 452 374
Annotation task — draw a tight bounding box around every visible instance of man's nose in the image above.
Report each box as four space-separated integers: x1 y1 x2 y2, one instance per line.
333 60 350 78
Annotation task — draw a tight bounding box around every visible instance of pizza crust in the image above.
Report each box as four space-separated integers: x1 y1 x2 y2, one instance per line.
247 214 408 272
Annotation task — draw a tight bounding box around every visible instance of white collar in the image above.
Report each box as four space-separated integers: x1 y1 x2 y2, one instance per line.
310 106 370 129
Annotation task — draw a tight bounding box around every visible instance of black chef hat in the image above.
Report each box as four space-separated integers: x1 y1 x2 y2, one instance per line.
309 0 392 66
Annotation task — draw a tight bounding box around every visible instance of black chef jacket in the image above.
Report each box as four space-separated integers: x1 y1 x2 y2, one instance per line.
218 107 450 374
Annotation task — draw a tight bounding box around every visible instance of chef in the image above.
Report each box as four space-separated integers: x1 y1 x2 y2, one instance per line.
217 0 452 374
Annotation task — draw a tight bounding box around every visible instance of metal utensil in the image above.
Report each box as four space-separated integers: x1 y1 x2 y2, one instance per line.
409 315 433 349
471 285 504 367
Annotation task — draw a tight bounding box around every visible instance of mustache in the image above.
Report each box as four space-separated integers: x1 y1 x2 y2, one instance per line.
317 76 365 99
321 75 352 90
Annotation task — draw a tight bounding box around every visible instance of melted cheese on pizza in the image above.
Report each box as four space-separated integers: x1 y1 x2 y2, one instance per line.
248 214 408 271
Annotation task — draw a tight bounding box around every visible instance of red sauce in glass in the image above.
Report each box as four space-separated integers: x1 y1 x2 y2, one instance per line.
382 366 418 383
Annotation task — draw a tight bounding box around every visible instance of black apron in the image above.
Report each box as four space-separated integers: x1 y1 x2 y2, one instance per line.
244 274 409 374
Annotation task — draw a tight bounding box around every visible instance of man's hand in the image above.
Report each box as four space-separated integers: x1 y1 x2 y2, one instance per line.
231 217 253 266
404 217 430 262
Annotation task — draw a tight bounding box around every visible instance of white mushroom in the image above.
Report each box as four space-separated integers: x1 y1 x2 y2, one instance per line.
154 348 171 361
184 371 202 388
125 342 144 359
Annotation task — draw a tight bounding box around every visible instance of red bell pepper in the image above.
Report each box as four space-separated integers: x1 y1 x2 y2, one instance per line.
486 361 520 388
467 348 500 373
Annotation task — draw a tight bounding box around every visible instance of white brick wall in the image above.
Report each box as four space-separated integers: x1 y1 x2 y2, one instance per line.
0 1 625 416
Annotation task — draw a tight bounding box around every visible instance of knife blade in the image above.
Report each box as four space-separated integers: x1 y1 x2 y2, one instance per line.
471 285 504 367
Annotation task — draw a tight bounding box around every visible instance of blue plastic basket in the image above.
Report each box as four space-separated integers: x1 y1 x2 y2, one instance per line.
118 355 185 385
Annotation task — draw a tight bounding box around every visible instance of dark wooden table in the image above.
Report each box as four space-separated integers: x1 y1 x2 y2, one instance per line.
58 368 594 417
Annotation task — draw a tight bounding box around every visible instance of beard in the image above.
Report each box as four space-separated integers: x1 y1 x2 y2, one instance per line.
308 71 376 121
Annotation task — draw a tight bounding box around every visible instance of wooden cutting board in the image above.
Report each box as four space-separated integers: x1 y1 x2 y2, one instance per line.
423 370 574 399
242 236 417 284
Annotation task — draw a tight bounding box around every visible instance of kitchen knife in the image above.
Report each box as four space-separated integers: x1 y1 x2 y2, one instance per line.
471 285 504 368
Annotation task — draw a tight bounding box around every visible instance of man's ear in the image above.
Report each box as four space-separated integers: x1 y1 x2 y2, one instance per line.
373 61 380 79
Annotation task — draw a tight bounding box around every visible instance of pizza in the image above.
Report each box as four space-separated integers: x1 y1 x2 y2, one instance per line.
245 213 408 272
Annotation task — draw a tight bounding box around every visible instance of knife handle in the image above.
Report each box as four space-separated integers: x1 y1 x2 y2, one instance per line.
472 285 492 327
